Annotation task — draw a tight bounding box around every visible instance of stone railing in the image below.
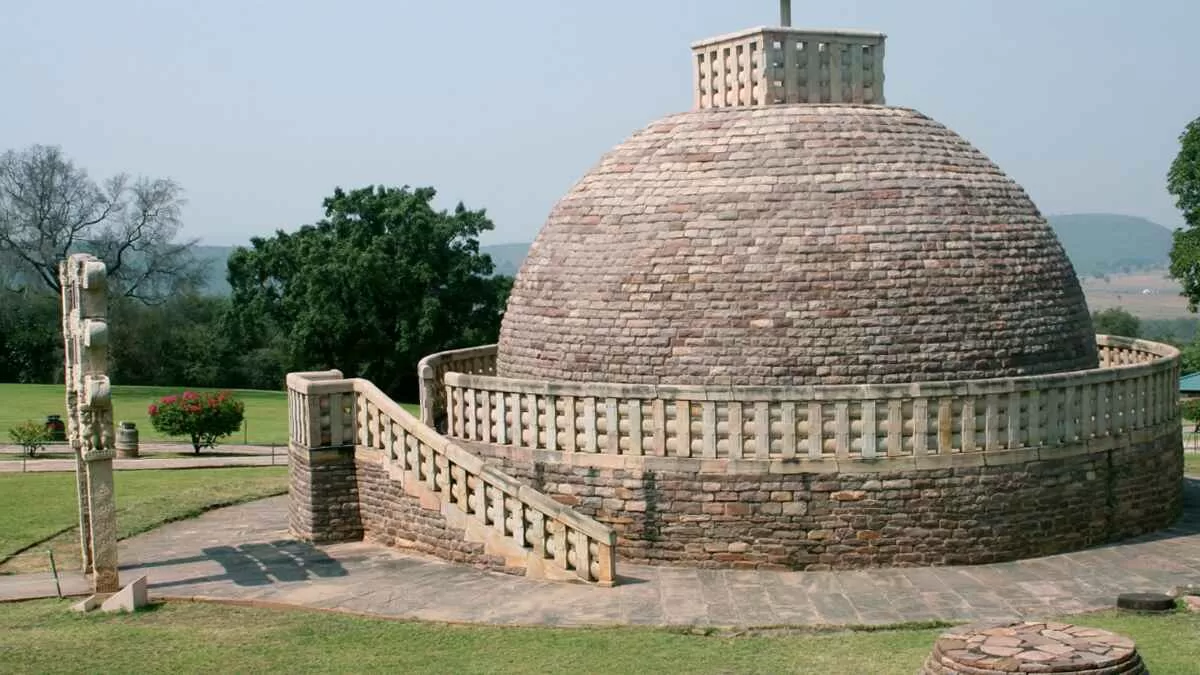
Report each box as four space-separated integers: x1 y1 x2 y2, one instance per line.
436 336 1179 464
417 345 498 427
691 27 886 109
287 370 616 585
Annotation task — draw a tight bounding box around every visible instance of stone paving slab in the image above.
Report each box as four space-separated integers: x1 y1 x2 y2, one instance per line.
5 479 1197 628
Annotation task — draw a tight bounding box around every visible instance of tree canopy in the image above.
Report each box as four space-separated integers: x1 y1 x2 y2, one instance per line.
1168 117 1200 309
0 145 201 302
227 185 511 398
1091 307 1141 339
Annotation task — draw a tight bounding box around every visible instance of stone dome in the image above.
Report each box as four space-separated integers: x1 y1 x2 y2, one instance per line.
497 105 1098 386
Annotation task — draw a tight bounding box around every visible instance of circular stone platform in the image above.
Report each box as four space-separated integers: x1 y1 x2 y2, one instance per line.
498 105 1098 387
922 621 1145 674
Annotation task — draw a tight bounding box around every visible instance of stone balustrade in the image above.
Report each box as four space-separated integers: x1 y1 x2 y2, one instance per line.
435 336 1179 467
418 345 498 427
692 27 886 109
287 370 616 585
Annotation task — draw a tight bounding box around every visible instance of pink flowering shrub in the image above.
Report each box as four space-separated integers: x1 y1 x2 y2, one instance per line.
148 390 245 454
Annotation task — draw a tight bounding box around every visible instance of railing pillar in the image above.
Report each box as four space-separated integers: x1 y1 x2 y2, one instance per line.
287 372 363 544
418 361 437 427
594 540 617 587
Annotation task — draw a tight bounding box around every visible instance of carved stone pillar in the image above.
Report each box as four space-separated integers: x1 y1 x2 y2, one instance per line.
60 254 120 594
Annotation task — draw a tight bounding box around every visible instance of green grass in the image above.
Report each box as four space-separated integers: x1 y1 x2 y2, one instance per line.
0 468 287 573
1186 453 1200 476
1 383 422 447
0 383 291 446
0 602 1197 674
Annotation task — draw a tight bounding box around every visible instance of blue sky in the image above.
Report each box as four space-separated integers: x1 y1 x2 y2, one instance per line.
3 0 1197 246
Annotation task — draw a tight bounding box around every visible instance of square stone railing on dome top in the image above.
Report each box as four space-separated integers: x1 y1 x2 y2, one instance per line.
432 336 1180 466
691 27 886 109
287 371 615 585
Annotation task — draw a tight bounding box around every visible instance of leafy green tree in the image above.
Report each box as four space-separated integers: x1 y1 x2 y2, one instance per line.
1182 340 1200 375
227 186 511 399
107 295 231 388
0 289 61 383
1168 117 1200 309
1180 399 1200 429
1091 308 1141 338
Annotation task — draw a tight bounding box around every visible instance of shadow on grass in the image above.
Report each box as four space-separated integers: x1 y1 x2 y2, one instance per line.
125 539 347 589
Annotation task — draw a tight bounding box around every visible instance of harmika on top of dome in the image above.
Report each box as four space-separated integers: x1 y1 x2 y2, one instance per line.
497 17 1097 387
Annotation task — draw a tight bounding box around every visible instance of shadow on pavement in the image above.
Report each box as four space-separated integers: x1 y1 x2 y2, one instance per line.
127 539 347 589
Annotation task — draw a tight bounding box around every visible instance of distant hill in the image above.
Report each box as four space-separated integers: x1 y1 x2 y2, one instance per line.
193 245 235 296
189 213 1173 295
482 243 531 278
1046 213 1173 277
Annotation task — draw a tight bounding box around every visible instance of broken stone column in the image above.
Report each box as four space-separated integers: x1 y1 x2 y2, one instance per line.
60 254 120 594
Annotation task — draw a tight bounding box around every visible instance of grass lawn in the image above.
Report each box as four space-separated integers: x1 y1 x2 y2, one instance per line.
0 467 287 574
1186 453 1200 476
0 383 291 446
0 383 422 447
1 601 1197 674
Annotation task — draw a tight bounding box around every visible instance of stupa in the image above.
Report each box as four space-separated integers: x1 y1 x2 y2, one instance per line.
288 4 1184 579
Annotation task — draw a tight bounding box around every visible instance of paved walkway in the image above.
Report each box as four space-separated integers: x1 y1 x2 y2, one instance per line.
4 479 1199 628
0 443 286 473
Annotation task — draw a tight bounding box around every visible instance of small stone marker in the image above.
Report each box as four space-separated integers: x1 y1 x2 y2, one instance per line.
1116 592 1175 612
921 621 1146 674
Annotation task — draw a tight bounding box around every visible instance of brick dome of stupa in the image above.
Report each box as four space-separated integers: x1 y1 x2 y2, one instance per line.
496 104 1097 386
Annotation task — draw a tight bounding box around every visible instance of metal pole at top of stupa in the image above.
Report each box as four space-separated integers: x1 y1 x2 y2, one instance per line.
780 0 792 26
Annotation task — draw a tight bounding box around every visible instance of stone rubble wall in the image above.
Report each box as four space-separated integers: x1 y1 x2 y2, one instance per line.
287 445 362 544
355 450 514 573
288 444 513 572
464 423 1183 570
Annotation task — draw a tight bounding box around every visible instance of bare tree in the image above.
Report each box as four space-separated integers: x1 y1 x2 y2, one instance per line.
0 145 203 302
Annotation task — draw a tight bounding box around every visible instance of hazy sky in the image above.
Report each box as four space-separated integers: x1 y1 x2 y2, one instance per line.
3 0 1198 246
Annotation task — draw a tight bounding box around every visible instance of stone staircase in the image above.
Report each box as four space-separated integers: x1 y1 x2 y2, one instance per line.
287 370 617 586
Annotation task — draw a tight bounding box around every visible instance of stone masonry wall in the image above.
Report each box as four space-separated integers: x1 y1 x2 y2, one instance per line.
354 450 515 574
465 427 1183 570
288 444 363 544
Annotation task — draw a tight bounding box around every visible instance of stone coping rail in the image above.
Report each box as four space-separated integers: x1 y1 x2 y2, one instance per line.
418 345 498 427
287 370 616 585
430 336 1180 464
